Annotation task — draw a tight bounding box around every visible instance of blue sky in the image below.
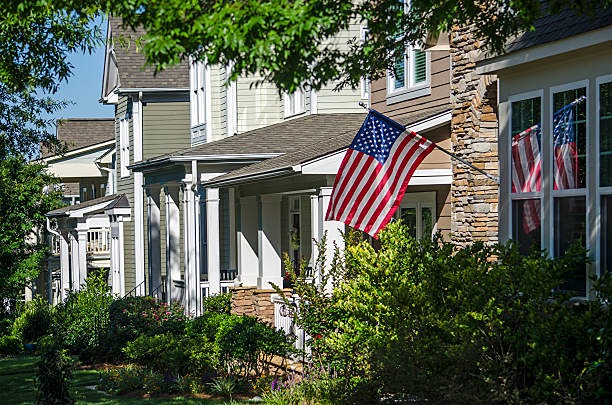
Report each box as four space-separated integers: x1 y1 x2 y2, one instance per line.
52 20 113 120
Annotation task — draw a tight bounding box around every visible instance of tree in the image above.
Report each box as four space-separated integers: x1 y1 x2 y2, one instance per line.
0 157 62 301
107 0 610 92
0 1 102 301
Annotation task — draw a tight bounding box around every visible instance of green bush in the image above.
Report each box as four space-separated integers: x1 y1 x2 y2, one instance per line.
105 296 187 356
98 365 147 395
284 222 607 404
52 271 113 357
11 296 53 343
202 292 232 314
0 334 21 355
123 333 189 374
185 312 231 341
215 314 295 377
36 336 73 404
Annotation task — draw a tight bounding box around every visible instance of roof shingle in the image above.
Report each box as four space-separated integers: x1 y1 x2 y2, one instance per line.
40 118 115 158
109 17 189 90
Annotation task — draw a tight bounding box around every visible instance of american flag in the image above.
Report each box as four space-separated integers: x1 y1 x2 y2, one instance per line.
511 125 542 233
511 97 582 234
553 102 579 190
326 110 435 237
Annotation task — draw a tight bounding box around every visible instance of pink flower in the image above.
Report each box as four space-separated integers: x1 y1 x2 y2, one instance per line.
166 311 170 315
142 313 147 317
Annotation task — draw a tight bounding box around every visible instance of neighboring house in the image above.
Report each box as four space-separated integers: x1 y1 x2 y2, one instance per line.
40 118 115 304
477 8 612 297
100 17 191 297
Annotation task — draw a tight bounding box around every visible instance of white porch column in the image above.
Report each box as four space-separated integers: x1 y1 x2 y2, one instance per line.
206 187 221 296
69 232 80 290
59 232 70 300
109 217 126 296
164 185 181 303
310 194 320 272
318 186 345 289
182 181 201 314
76 221 88 288
238 196 259 286
146 186 162 299
258 194 283 289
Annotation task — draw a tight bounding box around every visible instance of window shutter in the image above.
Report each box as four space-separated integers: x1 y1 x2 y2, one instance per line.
413 50 427 84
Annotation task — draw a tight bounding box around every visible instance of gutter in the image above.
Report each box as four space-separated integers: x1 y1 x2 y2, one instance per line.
204 167 295 188
128 153 282 171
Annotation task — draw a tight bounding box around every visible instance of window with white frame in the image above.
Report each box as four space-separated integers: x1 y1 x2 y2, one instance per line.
190 60 207 144
599 77 612 275
284 89 305 118
119 117 130 178
386 0 430 103
395 192 435 239
507 78 610 295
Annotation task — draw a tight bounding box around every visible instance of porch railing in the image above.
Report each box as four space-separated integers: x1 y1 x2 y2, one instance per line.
87 228 110 254
272 294 310 355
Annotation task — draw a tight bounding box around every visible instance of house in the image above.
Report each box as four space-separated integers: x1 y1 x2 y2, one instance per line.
476 7 612 297
40 118 115 304
99 17 191 297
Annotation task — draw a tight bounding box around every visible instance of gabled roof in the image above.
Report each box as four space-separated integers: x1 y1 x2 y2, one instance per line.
40 118 114 158
46 194 122 218
205 107 451 187
102 17 189 99
129 113 368 170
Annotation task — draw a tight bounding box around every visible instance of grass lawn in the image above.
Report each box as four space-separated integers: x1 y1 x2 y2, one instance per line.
0 355 250 404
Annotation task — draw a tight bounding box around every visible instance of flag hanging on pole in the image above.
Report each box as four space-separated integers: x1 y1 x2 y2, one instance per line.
325 110 435 237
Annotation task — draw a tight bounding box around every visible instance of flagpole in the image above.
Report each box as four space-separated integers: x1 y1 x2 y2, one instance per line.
358 102 500 184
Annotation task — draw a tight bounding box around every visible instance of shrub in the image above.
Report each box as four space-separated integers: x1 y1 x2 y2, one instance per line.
36 336 73 404
215 314 295 377
98 365 147 395
202 292 232 314
185 312 231 341
0 335 21 355
284 222 605 404
123 333 189 374
11 296 53 343
105 296 186 356
52 271 113 357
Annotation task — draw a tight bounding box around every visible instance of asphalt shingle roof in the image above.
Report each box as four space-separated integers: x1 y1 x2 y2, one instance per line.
133 113 369 168
206 106 451 186
504 6 612 55
40 118 114 158
46 194 120 217
109 17 189 90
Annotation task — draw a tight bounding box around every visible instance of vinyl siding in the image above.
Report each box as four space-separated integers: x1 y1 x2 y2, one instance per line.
142 102 191 160
115 96 136 292
210 65 227 142
371 50 451 119
236 74 283 133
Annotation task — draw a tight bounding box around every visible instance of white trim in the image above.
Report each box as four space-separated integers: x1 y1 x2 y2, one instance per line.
119 116 130 178
284 89 306 118
407 110 452 133
226 64 238 136
309 88 318 115
596 74 612 278
205 64 213 141
476 26 612 74
133 95 145 294
41 140 115 163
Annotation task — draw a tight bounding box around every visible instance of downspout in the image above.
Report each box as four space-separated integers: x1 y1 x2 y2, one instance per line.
95 158 114 195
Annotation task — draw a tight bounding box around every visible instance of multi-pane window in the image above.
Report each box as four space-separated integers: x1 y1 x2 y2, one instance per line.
600 79 612 274
119 117 130 178
510 96 542 254
396 192 435 239
389 47 428 93
190 61 207 144
507 80 612 295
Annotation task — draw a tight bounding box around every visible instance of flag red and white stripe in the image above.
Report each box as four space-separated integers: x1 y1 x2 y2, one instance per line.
325 111 435 237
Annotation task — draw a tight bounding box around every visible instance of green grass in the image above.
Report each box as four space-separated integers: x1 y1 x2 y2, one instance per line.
0 355 249 404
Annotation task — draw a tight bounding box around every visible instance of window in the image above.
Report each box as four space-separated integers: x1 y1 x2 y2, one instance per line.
119 117 130 178
190 60 207 144
507 80 603 295
510 95 542 254
395 192 435 239
389 47 429 94
599 78 612 275
288 197 301 270
284 89 305 117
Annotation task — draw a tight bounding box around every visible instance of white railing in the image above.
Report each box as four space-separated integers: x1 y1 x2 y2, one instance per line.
201 279 234 299
87 228 110 254
272 294 310 354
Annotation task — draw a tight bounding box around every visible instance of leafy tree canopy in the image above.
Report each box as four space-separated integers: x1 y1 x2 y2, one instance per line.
106 0 609 92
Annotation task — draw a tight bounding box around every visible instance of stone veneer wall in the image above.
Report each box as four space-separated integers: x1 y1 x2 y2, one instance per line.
450 24 500 246
230 286 276 325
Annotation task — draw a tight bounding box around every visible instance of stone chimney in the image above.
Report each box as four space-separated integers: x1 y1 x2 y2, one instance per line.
450 25 499 246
